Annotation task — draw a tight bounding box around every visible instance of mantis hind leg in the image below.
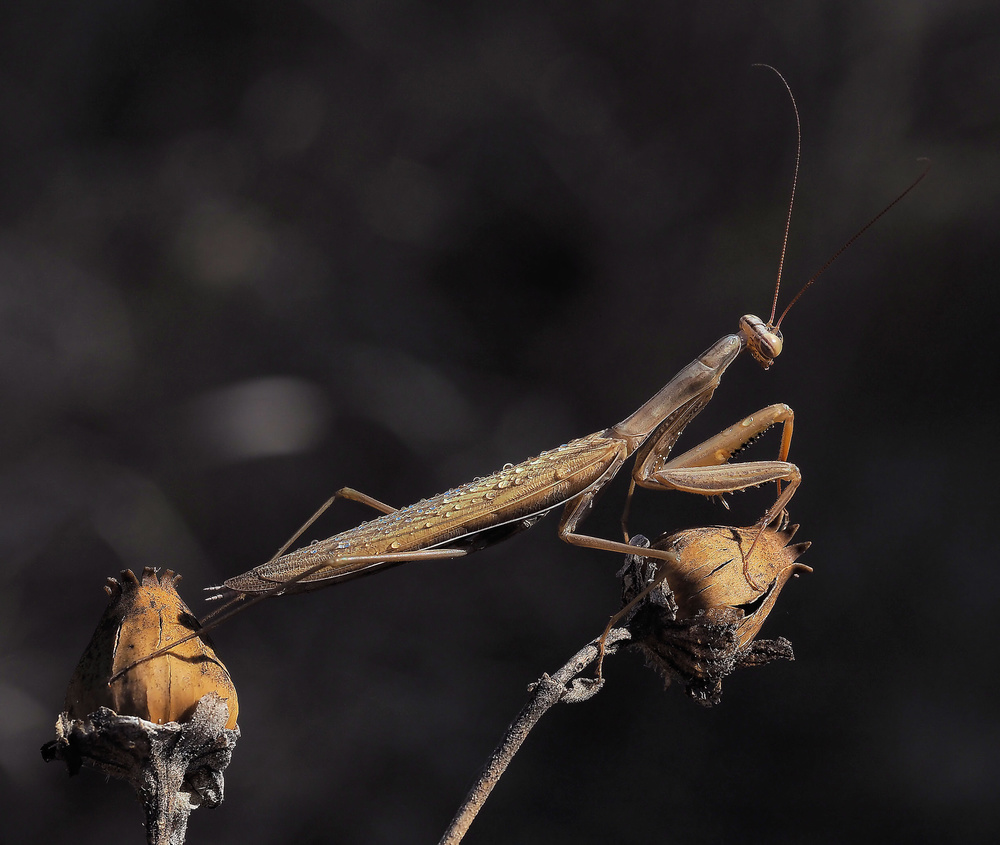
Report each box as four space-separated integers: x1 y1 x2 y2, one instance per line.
329 487 397 515
266 487 398 562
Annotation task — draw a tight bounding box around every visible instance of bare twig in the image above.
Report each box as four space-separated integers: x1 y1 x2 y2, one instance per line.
438 627 632 845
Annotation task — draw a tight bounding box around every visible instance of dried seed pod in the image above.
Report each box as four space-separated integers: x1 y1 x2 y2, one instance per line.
622 523 811 705
64 568 239 729
652 523 812 648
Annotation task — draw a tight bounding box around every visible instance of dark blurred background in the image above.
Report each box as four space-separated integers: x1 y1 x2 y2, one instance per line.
3 1 997 843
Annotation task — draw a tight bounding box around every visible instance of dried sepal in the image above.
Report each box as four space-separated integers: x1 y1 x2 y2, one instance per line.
621 523 810 705
42 695 239 845
65 567 239 729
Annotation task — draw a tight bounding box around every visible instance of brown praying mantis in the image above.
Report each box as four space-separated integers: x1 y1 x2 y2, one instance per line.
111 69 927 683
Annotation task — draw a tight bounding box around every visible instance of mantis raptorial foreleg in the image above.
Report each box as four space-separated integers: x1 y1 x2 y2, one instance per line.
559 402 799 592
627 403 800 588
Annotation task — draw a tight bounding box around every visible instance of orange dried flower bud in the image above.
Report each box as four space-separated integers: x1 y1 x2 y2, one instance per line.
651 523 812 649
622 523 811 705
65 568 238 729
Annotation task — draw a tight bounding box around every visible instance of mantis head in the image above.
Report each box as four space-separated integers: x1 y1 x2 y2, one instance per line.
739 314 783 370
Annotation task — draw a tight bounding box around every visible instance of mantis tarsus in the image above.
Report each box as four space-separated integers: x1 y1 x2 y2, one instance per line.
112 69 927 682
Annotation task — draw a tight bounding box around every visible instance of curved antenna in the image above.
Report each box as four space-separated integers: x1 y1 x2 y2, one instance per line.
774 158 931 329
752 64 801 326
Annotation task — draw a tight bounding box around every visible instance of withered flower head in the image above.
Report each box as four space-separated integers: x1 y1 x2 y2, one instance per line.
621 523 811 705
64 567 239 729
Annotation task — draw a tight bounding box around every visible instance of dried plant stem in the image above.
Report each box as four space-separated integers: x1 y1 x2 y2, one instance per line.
42 694 239 845
438 628 631 845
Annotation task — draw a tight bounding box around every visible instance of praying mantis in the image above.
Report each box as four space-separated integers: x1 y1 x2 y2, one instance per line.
112 69 927 681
